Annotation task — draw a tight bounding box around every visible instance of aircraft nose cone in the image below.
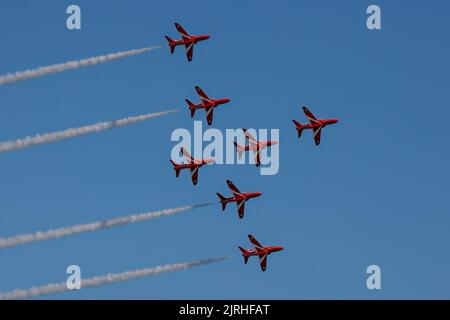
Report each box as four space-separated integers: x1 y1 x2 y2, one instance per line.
225 98 231 103
255 192 262 197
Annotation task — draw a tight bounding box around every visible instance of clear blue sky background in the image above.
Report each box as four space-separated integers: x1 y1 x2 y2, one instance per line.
0 0 449 299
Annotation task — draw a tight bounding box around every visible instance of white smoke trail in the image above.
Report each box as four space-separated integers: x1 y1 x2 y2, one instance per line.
0 256 229 300
0 203 211 249
0 46 161 85
0 109 178 153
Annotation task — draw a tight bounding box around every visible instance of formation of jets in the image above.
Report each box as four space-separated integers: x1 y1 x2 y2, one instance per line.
166 23 339 271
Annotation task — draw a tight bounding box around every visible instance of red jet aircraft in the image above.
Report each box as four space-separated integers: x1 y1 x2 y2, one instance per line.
239 234 284 272
165 23 210 61
292 106 339 145
169 147 214 185
216 180 262 219
234 129 278 167
185 86 231 125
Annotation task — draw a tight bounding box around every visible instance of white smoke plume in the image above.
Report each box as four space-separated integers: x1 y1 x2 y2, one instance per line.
0 109 178 153
0 203 211 249
0 46 161 85
0 256 229 300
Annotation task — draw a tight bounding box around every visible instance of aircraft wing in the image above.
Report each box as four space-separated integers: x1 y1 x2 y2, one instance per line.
313 126 322 146
237 199 245 219
303 106 320 125
181 147 195 163
205 106 214 125
185 42 194 62
195 86 211 102
243 129 258 147
253 149 261 167
190 166 199 185
259 253 268 272
175 23 192 40
226 180 242 196
248 234 264 250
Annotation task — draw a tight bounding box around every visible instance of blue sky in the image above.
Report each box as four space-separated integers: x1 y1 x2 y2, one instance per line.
0 0 449 299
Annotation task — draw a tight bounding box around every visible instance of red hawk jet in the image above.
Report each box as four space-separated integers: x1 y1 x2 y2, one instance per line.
185 86 231 125
216 180 262 219
165 22 210 61
292 106 339 145
239 234 284 272
169 147 214 185
234 129 278 167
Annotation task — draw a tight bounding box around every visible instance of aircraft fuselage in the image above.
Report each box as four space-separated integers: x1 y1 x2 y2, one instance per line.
245 246 284 257
222 192 262 204
193 98 231 109
172 35 210 47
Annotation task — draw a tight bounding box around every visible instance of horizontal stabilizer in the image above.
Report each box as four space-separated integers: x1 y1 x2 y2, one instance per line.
233 142 245 159
292 120 304 138
185 99 196 118
164 36 176 54
170 160 180 177
216 193 228 211
238 246 250 264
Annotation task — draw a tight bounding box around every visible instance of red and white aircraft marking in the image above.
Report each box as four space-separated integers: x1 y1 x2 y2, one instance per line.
292 106 339 145
169 147 214 185
234 129 278 167
185 86 231 125
216 180 262 219
165 22 210 61
239 234 284 272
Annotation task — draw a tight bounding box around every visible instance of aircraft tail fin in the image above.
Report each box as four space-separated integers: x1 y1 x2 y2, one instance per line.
185 99 196 118
169 159 180 177
165 36 176 54
233 142 246 159
216 193 228 210
238 247 250 264
292 120 305 138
